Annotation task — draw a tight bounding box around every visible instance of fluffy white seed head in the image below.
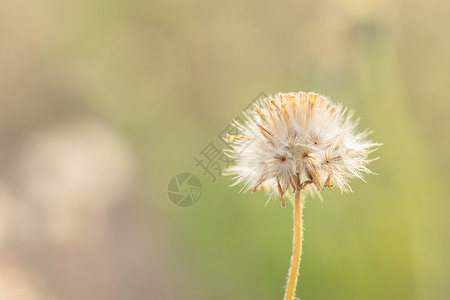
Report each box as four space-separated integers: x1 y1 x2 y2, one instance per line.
226 92 379 205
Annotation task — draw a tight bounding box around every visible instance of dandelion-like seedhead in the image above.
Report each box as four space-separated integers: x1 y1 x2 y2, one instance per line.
226 92 379 206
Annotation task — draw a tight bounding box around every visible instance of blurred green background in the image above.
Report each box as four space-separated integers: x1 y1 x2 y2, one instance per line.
0 0 449 299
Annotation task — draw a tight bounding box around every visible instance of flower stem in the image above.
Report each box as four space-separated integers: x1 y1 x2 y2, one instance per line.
284 190 303 300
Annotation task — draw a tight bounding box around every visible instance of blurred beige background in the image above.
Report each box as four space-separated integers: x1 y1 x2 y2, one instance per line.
0 0 449 299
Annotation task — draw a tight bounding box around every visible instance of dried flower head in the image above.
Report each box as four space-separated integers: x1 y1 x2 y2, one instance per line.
226 92 379 206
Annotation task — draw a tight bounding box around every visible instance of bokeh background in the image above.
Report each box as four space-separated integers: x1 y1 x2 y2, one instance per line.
0 0 449 299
